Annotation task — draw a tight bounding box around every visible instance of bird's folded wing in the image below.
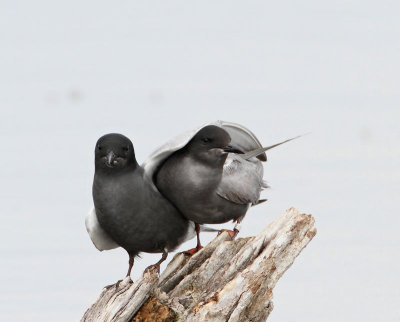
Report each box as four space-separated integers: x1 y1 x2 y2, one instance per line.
142 124 206 181
85 208 119 251
216 154 268 205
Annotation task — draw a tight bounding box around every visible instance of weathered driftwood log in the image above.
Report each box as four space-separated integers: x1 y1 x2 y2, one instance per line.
82 208 316 322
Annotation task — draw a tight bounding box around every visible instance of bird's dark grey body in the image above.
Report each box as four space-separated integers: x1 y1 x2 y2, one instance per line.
155 146 248 224
153 123 274 253
93 166 189 256
90 133 190 276
153 123 299 233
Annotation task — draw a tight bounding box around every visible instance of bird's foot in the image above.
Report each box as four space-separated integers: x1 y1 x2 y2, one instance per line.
103 276 132 290
143 251 168 276
104 279 123 290
183 245 203 256
218 228 239 239
144 264 161 275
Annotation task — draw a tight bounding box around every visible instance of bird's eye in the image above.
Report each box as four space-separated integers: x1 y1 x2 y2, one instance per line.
98 145 102 151
123 146 129 152
202 138 212 143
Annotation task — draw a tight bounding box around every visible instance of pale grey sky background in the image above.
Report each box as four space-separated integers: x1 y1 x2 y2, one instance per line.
0 1 399 321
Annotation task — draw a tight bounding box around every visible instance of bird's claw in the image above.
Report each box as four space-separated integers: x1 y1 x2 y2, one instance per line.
104 279 123 290
103 276 133 290
144 264 161 275
183 245 203 256
218 229 239 239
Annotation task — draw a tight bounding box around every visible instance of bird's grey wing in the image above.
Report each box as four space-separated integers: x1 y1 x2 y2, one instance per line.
216 154 268 205
85 208 119 251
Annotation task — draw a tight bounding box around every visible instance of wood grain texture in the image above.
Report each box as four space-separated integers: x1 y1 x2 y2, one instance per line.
82 208 316 322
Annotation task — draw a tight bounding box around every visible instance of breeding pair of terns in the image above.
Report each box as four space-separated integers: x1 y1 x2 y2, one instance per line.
86 120 300 278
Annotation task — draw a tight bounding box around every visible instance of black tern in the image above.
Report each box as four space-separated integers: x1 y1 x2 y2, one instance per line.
153 121 300 254
86 133 192 278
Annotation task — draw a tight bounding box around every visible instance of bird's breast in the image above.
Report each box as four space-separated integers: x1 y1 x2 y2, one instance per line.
179 158 221 192
93 173 142 219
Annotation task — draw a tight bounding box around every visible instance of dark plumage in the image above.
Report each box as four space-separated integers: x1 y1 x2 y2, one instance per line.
92 133 190 277
155 123 299 254
155 126 248 225
154 125 255 254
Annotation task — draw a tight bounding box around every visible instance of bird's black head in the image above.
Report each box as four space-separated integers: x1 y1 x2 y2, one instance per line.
95 133 137 172
186 125 244 164
191 125 232 150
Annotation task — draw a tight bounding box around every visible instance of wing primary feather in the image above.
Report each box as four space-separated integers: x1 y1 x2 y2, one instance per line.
241 133 308 161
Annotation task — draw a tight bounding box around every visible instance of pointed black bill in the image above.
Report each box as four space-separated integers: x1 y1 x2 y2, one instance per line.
222 144 245 154
106 151 116 167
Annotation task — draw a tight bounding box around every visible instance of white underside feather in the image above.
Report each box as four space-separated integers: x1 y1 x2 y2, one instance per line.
85 208 119 251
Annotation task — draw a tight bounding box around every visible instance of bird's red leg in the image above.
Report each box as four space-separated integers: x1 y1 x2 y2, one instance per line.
126 255 134 277
104 255 134 290
184 223 203 255
144 251 168 274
